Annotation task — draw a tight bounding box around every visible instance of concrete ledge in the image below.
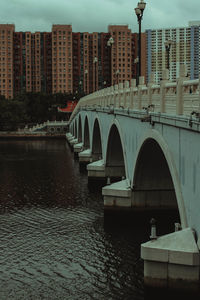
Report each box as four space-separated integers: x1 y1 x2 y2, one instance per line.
79 149 92 162
74 142 83 153
141 228 199 266
103 179 132 209
141 228 200 291
102 179 131 198
87 159 105 171
104 195 132 208
69 138 78 146
66 133 74 142
87 159 106 178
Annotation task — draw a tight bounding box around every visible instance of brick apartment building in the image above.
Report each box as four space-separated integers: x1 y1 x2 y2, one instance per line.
0 24 140 99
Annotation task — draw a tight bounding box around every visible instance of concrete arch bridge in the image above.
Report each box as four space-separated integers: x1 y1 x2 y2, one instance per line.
66 67 200 291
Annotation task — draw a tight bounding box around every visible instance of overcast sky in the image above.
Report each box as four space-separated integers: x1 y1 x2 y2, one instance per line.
1 0 200 33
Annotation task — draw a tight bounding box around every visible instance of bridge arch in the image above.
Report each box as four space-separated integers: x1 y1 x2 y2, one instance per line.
105 120 128 180
91 118 102 161
83 115 90 149
78 114 82 142
132 129 187 228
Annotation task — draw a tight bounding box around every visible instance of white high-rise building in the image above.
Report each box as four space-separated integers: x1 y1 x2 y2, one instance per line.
146 26 191 83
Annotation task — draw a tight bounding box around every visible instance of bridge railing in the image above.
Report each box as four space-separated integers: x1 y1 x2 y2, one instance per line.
70 65 200 122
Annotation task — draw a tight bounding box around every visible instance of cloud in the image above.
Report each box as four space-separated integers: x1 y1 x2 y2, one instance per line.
1 0 200 33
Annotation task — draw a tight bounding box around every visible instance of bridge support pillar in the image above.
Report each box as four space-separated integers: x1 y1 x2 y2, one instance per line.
87 159 106 185
69 137 78 150
102 179 132 210
79 149 92 171
73 142 83 159
66 132 74 142
141 228 200 292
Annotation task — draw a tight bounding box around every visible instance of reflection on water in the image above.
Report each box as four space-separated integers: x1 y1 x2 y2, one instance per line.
0 140 195 300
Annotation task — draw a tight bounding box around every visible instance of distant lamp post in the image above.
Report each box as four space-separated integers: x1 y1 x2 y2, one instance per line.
165 40 172 70
135 0 146 85
84 70 88 94
134 57 139 79
79 80 82 92
107 36 114 86
116 69 120 84
93 57 98 91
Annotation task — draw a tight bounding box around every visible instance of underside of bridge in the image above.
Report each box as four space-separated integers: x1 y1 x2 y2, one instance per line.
78 115 82 143
106 124 125 180
84 117 90 149
92 119 102 161
133 138 179 212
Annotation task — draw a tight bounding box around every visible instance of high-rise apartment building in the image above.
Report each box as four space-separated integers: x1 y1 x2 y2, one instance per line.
0 24 15 99
189 21 200 80
146 26 191 83
52 25 73 94
108 25 133 85
13 30 52 96
0 24 139 99
43 32 52 94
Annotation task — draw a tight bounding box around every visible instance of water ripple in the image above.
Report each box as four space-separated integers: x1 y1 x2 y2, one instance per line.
0 140 146 300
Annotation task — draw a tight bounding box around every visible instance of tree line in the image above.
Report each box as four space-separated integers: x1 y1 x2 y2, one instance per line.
0 91 84 131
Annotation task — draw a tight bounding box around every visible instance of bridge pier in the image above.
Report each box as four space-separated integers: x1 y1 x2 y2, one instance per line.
73 142 83 159
78 149 92 171
141 228 200 292
102 179 132 210
69 137 78 149
87 159 106 185
66 132 73 142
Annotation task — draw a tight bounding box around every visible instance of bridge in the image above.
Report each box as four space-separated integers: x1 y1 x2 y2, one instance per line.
25 120 68 134
66 66 200 292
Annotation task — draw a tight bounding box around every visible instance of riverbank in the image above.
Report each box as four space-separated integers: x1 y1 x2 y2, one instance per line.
0 131 66 139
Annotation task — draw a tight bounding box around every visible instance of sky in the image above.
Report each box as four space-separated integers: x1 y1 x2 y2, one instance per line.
1 0 200 33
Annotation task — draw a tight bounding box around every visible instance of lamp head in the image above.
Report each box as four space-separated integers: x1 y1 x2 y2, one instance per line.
135 7 141 15
109 37 114 44
138 0 146 11
165 40 173 48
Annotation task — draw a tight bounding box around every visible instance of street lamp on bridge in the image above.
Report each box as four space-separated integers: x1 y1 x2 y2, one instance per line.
84 69 88 94
107 36 114 86
116 69 120 85
135 0 146 85
93 57 98 92
165 40 172 70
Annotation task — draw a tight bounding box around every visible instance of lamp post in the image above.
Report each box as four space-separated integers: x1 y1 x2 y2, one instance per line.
165 40 172 70
107 36 114 86
93 57 98 91
116 69 120 85
135 0 146 85
84 69 88 94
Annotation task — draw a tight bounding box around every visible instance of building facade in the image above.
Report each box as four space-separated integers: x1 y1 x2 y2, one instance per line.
146 25 194 83
0 24 139 99
0 24 15 99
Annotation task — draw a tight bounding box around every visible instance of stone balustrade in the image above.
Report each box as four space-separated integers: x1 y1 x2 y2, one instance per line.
70 65 200 122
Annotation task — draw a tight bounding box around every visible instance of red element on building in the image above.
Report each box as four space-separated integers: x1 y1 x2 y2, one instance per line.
57 101 77 113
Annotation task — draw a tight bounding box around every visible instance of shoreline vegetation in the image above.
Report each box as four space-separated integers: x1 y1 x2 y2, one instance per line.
0 91 83 132
0 131 66 139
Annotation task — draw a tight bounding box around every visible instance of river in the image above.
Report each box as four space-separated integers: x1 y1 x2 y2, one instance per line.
0 139 194 300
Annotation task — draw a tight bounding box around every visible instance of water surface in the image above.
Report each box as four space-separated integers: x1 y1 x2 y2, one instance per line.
0 140 190 300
